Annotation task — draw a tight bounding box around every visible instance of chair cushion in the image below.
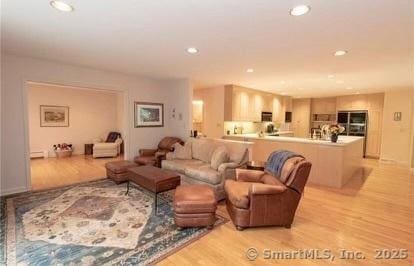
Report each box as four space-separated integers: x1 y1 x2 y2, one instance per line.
210 146 229 170
134 156 156 166
174 185 217 214
105 160 136 174
172 142 192 159
162 159 205 174
185 165 221 185
191 138 215 163
279 156 304 183
224 180 252 209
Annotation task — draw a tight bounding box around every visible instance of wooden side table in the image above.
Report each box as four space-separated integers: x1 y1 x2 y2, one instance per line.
84 143 94 155
246 161 266 171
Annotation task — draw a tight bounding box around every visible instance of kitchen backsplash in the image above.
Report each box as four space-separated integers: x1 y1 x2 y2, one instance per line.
223 121 290 135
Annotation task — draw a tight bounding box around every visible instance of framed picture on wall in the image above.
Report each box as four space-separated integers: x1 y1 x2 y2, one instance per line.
134 102 164 127
40 105 69 127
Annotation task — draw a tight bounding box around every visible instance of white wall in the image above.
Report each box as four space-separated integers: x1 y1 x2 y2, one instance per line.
28 83 122 156
193 86 225 138
1 54 192 195
380 89 414 166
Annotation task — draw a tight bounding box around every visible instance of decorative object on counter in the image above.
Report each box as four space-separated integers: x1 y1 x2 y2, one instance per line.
134 102 164 127
53 143 73 158
246 161 266 171
40 105 69 127
258 131 265 138
322 124 345 143
393 112 402 121
226 130 231 135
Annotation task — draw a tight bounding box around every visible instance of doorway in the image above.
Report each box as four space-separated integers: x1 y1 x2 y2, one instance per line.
26 81 127 191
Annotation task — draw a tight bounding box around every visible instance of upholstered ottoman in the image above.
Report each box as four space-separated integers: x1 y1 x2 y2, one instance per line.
105 160 136 184
173 185 217 230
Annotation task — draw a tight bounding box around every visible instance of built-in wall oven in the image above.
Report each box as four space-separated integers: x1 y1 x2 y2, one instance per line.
337 110 368 156
261 112 273 122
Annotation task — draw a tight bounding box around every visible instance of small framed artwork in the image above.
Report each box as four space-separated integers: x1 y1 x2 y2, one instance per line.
40 105 69 127
134 102 164 127
394 112 402 121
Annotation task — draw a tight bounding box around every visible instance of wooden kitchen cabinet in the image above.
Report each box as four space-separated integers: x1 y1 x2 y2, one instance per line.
224 85 286 122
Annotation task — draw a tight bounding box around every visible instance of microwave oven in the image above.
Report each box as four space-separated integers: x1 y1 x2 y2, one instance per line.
261 112 273 122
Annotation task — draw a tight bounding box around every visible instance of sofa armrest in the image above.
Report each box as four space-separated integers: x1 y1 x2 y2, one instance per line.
93 142 118 149
249 183 287 195
139 149 157 156
235 169 265 182
218 162 239 180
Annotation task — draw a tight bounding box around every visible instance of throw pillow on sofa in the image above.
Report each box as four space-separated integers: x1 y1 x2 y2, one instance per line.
210 146 229 170
172 142 192 159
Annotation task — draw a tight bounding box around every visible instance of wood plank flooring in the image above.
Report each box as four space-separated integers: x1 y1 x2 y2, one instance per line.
30 157 413 265
30 155 123 191
159 159 413 266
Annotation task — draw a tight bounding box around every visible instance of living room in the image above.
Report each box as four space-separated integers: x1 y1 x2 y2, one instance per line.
1 1 413 265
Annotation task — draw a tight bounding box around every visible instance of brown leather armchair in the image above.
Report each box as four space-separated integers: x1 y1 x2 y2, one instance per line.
224 159 312 230
134 137 183 167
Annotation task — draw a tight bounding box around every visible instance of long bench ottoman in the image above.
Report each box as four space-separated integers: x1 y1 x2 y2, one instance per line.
173 185 217 230
105 160 137 184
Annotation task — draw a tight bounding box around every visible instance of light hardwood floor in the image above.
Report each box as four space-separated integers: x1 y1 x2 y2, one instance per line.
159 159 413 266
30 157 413 265
30 155 123 191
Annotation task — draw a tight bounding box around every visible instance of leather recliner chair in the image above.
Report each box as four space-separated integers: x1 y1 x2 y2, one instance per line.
224 159 312 230
134 137 183 167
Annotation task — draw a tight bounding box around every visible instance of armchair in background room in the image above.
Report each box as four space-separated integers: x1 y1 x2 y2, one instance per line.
93 132 123 158
134 137 183 167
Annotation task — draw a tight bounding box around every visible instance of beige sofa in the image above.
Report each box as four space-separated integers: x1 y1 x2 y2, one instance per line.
162 138 253 200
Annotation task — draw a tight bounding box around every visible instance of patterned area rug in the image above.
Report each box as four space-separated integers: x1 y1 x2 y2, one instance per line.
0 180 227 265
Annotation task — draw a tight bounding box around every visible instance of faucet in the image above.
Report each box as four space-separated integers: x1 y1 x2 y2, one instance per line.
234 125 238 135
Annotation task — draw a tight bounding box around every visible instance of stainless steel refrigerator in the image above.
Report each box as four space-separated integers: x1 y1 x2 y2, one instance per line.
337 110 368 156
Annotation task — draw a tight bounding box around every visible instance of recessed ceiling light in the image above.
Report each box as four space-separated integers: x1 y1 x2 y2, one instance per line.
280 92 287 95
328 75 335 79
298 88 304 90
186 47 199 54
246 68 254 73
50 1 74 12
355 92 360 95
336 80 345 84
280 81 286 85
290 5 311 16
334 50 347 56
346 86 353 90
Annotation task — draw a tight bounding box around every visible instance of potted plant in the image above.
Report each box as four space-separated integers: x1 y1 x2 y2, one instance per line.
321 124 345 143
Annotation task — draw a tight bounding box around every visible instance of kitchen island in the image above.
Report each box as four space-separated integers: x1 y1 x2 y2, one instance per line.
223 134 364 188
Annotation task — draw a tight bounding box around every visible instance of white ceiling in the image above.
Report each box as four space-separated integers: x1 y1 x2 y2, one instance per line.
2 0 414 97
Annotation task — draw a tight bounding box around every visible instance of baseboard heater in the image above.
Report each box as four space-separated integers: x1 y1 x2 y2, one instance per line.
30 150 49 159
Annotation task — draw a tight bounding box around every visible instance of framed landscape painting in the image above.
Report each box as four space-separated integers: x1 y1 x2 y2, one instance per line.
40 105 69 127
134 102 164 127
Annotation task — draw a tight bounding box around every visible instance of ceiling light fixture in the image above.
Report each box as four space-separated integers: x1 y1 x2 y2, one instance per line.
290 5 311 16
328 75 335 79
334 50 347 56
336 80 344 84
50 1 74 12
186 47 199 54
280 92 287 95
246 68 254 73
346 86 353 90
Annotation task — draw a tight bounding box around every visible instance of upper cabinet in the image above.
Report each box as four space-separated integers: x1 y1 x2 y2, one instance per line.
311 97 336 114
224 85 286 122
